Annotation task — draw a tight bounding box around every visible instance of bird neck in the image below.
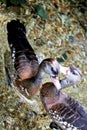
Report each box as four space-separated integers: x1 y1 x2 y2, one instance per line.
34 67 45 85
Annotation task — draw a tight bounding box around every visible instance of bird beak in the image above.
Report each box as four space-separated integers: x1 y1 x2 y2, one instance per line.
59 64 70 75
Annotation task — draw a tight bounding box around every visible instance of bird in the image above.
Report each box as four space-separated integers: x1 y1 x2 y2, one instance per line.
7 20 63 99
40 80 87 130
7 20 82 101
7 20 85 124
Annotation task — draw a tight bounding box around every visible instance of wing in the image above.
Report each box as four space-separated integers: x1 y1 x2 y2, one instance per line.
41 83 87 130
7 20 39 80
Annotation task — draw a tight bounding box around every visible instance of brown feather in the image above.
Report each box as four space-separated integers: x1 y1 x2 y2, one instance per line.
41 82 87 130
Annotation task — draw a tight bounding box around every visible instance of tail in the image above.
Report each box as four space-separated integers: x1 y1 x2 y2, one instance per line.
7 20 39 80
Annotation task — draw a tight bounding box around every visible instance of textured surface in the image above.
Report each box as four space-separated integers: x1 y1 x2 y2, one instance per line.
0 0 87 129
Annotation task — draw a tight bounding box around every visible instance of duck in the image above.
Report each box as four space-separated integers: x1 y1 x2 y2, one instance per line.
7 20 82 98
7 20 61 98
40 76 87 130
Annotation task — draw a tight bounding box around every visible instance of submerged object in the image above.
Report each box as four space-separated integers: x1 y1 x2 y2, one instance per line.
41 82 87 130
34 4 49 20
2 0 26 7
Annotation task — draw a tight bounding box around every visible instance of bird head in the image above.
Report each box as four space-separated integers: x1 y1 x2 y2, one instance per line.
40 58 60 78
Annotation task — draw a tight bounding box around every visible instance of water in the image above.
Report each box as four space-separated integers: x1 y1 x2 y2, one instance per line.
0 0 87 129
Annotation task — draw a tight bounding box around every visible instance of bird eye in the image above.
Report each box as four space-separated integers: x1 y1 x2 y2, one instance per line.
70 66 81 76
51 67 58 75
